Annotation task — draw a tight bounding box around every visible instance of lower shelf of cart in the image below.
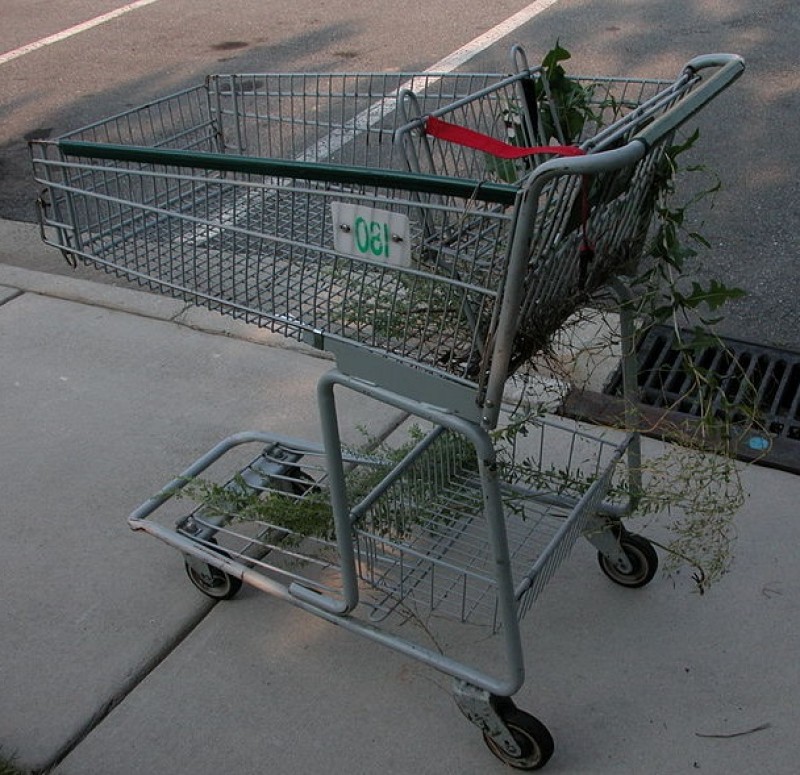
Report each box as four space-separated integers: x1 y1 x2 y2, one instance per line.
179 479 577 631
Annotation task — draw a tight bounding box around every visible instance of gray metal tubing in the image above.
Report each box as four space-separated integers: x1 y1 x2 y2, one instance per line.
480 141 650 429
130 510 521 693
128 430 326 524
399 53 743 427
129 429 357 616
348 425 447 522
610 279 644 510
315 375 362 614
636 54 745 151
56 83 213 141
501 480 630 519
127 395 524 693
316 367 526 696
483 47 738 422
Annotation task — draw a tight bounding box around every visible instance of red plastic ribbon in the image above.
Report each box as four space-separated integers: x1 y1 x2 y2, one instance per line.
424 116 595 285
424 115 586 160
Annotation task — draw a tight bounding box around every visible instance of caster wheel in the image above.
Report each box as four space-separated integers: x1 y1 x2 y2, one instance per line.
184 539 242 601
598 532 658 588
482 705 554 771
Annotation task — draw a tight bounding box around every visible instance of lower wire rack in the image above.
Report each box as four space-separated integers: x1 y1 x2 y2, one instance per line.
355 474 576 629
172 419 627 632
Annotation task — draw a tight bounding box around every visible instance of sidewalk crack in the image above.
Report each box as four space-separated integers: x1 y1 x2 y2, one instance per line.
37 599 216 774
0 287 25 308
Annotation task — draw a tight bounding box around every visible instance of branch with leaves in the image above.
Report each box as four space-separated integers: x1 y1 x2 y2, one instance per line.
502 44 758 592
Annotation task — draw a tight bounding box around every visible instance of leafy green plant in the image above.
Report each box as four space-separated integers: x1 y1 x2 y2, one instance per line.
490 44 757 592
627 128 761 453
185 472 335 543
485 42 601 183
635 129 746 323
630 441 744 591
536 41 598 144
182 426 478 544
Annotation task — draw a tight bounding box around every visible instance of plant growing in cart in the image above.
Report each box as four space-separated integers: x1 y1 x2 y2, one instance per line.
180 426 479 547
30 44 747 770
483 42 602 184
617 134 753 590
537 41 599 145
473 45 757 593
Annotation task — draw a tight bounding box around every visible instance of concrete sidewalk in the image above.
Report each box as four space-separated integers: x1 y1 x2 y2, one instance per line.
2 228 799 774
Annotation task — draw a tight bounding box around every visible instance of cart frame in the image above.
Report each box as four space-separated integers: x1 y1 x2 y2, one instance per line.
30 48 744 770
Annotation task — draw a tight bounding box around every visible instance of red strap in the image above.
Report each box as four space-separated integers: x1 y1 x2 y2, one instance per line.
425 116 595 283
424 115 585 160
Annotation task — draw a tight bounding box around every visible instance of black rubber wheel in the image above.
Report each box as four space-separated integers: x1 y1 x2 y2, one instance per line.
184 540 243 601
482 707 555 771
598 532 658 588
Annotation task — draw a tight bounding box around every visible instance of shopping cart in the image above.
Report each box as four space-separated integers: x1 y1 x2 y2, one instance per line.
31 49 743 769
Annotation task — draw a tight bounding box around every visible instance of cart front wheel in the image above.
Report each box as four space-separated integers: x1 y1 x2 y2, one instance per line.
184 541 243 601
482 706 554 771
598 532 658 588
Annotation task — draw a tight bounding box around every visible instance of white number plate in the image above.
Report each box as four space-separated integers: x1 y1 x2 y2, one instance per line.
330 202 411 268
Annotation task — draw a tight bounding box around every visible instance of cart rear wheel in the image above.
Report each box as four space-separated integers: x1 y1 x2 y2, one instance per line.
184 540 242 601
598 532 658 588
482 707 554 771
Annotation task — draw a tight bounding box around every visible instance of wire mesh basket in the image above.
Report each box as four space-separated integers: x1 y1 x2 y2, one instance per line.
170 418 629 632
31 55 744 429
32 70 519 394
31 50 744 768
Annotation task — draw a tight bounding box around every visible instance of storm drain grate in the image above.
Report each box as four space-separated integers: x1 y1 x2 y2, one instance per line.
603 325 800 469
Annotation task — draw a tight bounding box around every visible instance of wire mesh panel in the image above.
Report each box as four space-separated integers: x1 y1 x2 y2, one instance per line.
32 71 525 387
59 84 221 150
207 71 511 167
352 420 629 630
165 419 629 631
33 147 514 378
396 69 700 364
31 55 744 422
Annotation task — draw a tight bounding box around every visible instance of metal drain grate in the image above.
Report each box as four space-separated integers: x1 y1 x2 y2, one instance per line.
600 325 800 472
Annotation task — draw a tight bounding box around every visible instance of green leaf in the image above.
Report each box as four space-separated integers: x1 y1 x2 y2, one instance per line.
688 231 711 248
541 40 572 72
667 127 701 160
677 280 746 312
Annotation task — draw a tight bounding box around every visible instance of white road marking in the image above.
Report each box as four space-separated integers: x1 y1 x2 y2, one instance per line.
308 0 563 161
0 0 162 66
426 0 562 72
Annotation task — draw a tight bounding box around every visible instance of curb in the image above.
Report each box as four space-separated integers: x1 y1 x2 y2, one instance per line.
0 217 621 409
0 219 326 360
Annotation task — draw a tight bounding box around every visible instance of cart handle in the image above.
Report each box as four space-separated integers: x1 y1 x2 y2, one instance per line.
422 56 744 160
504 53 745 184
56 140 519 206
634 53 745 152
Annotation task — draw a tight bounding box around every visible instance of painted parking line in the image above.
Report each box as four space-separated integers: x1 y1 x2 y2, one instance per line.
0 0 161 67
426 0 561 72
310 0 563 161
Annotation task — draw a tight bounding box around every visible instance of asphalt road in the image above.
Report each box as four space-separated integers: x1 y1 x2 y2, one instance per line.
2 0 798 349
